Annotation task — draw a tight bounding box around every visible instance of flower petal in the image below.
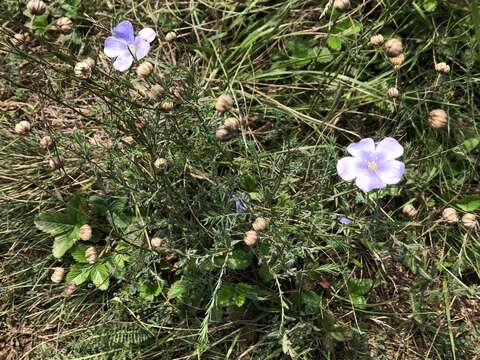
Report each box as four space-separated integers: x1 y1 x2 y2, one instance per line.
113 53 134 71
347 138 375 158
138 27 156 43
337 156 366 181
113 20 134 44
375 137 404 160
134 36 150 60
376 159 405 185
355 170 386 192
104 36 128 58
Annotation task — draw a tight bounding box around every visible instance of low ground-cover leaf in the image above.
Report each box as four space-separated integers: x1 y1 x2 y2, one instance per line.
167 280 187 299
457 196 480 211
66 263 91 285
90 263 110 290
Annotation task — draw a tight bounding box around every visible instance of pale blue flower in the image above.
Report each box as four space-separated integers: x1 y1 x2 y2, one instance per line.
337 137 405 192
338 216 352 225
103 20 156 71
230 193 248 214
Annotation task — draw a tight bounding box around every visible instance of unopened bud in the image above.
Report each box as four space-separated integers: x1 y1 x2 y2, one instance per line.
51 267 65 283
15 120 31 135
49 156 64 170
151 237 162 248
136 61 153 78
387 87 400 99
244 230 258 246
26 0 46 15
461 213 477 229
333 0 350 12
161 100 174 112
56 17 73 33
389 53 405 67
252 217 268 232
74 61 92 79
10 33 25 46
215 94 234 112
79 224 92 241
402 204 418 218
428 109 448 129
40 135 53 149
435 62 450 74
224 117 240 130
369 34 384 47
63 283 77 296
442 208 458 224
85 246 97 264
149 84 164 100
154 157 169 171
215 126 233 141
384 38 403 57
165 31 177 43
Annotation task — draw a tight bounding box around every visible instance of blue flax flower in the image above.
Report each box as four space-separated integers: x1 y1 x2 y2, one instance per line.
230 193 248 214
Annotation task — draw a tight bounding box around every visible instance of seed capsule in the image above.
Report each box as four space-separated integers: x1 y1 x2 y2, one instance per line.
40 135 53 149
74 61 92 79
10 33 25 46
252 217 268 232
224 117 240 131
384 38 403 57
442 208 458 224
428 109 448 129
435 62 450 74
165 31 178 43
333 0 350 12
387 87 400 99
85 246 97 264
26 0 46 15
370 34 384 47
64 283 77 296
151 237 162 248
461 213 477 229
49 156 64 170
215 94 234 112
56 17 73 33
161 100 174 112
79 224 92 241
84 57 95 69
244 230 258 246
389 53 405 67
149 84 164 100
402 204 418 218
51 267 65 283
154 157 169 171
215 126 233 141
15 120 31 134
137 61 153 78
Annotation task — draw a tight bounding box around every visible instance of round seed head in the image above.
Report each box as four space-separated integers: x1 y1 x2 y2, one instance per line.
387 87 400 98
215 94 234 112
461 213 477 229
63 283 77 296
161 100 174 112
10 33 25 46
40 135 53 149
244 230 258 246
370 34 384 47
333 0 350 11
151 237 162 248
165 31 178 43
428 109 448 129
442 208 458 224
252 217 268 232
223 117 240 130
74 61 92 78
384 38 403 57
79 224 92 241
51 267 65 283
149 84 165 100
15 120 31 134
215 126 233 141
85 246 97 264
435 62 450 74
402 204 418 218
49 156 64 170
154 157 169 171
27 0 46 15
136 61 154 78
389 53 405 67
56 17 73 33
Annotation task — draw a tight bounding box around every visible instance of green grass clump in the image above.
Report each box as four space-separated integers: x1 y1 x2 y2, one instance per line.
1 0 479 359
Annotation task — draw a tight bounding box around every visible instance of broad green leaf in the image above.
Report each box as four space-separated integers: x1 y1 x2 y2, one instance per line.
421 0 438 12
349 294 367 309
139 280 163 301
66 263 91 285
227 249 251 270
71 244 88 263
347 278 373 296
302 290 324 313
90 263 110 290
258 264 274 283
316 47 333 64
217 283 246 307
327 35 342 50
167 280 187 299
457 196 480 211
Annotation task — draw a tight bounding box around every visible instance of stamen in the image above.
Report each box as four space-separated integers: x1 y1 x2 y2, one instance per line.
367 162 378 171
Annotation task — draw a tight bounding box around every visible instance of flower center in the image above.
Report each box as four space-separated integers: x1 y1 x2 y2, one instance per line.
367 162 378 171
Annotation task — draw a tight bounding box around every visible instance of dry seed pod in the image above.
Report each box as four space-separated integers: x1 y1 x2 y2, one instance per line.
462 213 477 229
215 126 233 141
165 31 178 43
215 94 234 112
74 61 92 78
435 62 450 74
56 17 73 33
244 230 258 246
252 217 268 232
51 267 65 283
85 246 97 264
27 0 46 15
10 33 25 46
63 283 77 296
384 38 403 57
136 61 153 78
79 224 92 241
49 156 64 170
161 100 174 112
442 208 458 224
151 237 162 248
149 84 164 100
15 120 31 134
333 0 350 12
389 53 405 67
428 109 448 129
402 204 418 218
154 157 169 171
370 34 384 47
40 135 53 149
223 117 240 130
387 87 400 99
84 57 95 69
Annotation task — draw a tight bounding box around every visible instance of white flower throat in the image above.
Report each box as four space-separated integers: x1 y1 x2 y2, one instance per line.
367 161 378 171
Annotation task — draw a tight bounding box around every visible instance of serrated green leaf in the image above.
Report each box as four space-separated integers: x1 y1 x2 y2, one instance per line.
167 280 187 299
227 249 251 270
327 35 342 50
66 263 91 285
347 278 373 296
139 280 163 301
217 283 246 307
70 244 88 263
90 263 110 290
316 47 333 63
457 196 480 211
